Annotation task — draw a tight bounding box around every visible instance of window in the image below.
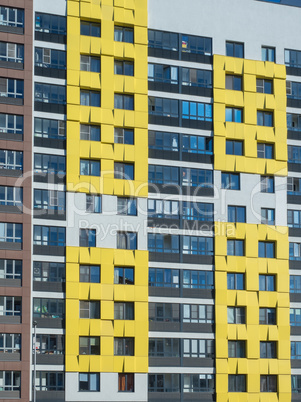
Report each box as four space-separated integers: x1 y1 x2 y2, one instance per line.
148 131 177 151
80 90 100 107
259 275 275 291
114 267 134 285
33 262 65 283
149 303 180 322
148 97 179 117
79 229 96 247
260 341 277 358
226 75 242 91
257 111 273 127
288 145 301 164
181 34 212 55
79 265 100 283
183 304 214 324
226 41 244 58
0 223 22 243
290 243 301 261
292 342 301 359
149 338 180 357
148 199 179 219
183 339 214 358
33 226 65 246
114 163 134 180
227 240 244 256
261 208 275 225
148 234 180 253
80 159 100 176
117 232 137 250
114 338 134 356
149 374 179 393
35 334 64 355
114 302 134 320
35 13 66 35
285 49 301 68
86 195 101 213
226 140 243 155
80 124 100 141
182 236 214 255
80 55 100 72
0 186 22 208
228 340 245 357
34 190 65 211
228 206 246 223
35 47 66 69
257 143 273 159
0 7 24 28
288 177 301 195
290 275 301 293
0 297 21 316
0 371 20 391
183 270 214 289
80 21 100 37
225 107 243 123
34 118 65 139
79 373 100 392
149 165 179 184
292 375 301 393
182 135 213 154
291 308 301 326
118 373 134 392
181 168 213 188
182 68 212 88
182 202 214 221
148 30 178 52
34 83 65 104
262 46 275 62
258 241 275 258
287 113 301 131
114 25 134 43
148 63 178 84
287 81 301 99
227 273 244 290
182 101 213 121
228 375 246 392
0 259 22 280
256 78 273 94
261 176 274 193
79 337 100 355
0 42 23 63
115 60 134 76
0 150 22 171
260 375 277 392
114 94 134 110
33 298 64 318
34 154 65 175
227 307 245 324
183 374 215 393
0 114 23 135
0 78 23 99
149 268 179 288
259 308 276 324
114 128 134 144
35 372 64 391
117 197 137 215
0 334 20 353
79 301 100 319
222 172 240 190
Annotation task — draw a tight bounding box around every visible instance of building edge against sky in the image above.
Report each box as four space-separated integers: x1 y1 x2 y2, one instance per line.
1 0 301 401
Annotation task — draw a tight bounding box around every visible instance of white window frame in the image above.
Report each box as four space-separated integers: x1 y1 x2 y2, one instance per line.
0 150 23 170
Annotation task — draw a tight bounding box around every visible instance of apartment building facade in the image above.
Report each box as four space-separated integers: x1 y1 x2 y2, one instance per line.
0 0 301 401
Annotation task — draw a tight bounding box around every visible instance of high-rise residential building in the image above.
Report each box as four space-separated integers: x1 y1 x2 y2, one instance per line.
1 0 301 400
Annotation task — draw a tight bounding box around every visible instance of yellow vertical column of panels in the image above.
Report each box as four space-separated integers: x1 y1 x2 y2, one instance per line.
213 55 290 401
65 0 149 374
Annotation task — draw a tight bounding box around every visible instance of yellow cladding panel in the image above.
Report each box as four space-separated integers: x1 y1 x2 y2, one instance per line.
65 247 148 372
215 222 290 401
213 55 287 176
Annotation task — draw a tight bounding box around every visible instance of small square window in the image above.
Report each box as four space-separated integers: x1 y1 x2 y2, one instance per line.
226 41 244 58
226 75 242 91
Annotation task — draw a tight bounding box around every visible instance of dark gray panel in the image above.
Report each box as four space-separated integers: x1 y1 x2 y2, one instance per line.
181 86 213 98
288 163 301 173
0 26 24 34
149 392 181 401
288 130 301 141
149 357 181 367
0 316 21 324
181 186 214 197
148 218 180 229
33 282 65 293
181 53 212 64
291 327 301 335
292 394 301 400
149 81 180 93
149 252 180 263
289 228 301 237
34 137 66 149
148 48 179 60
290 293 301 302
148 149 180 161
287 98 301 109
182 153 213 164
34 318 64 329
287 67 301 76
288 195 301 205
0 242 22 251
34 173 65 184
0 205 22 214
149 115 180 127
0 98 23 106
33 210 66 221
182 289 214 299
0 169 22 178
34 102 66 115
149 287 180 298
0 353 20 362
37 391 65 402
181 120 213 131
0 278 21 287
0 391 20 399
182 323 214 333
149 321 181 332
149 183 180 195
35 32 66 44
183 393 215 402
182 357 214 367
33 245 65 256
0 61 23 70
36 354 64 365
182 255 214 265
0 133 22 142
35 66 66 79
292 360 301 368
290 260 301 270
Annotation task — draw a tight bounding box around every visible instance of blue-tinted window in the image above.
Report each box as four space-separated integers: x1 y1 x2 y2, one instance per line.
80 159 100 176
183 270 214 289
33 226 65 246
259 275 275 291
114 25 134 43
148 234 179 253
182 236 214 255
181 34 212 55
79 229 96 247
227 273 244 290
35 83 65 104
80 90 100 107
117 232 137 250
182 101 212 121
149 97 179 118
222 173 240 190
226 140 243 155
228 206 246 222
80 265 100 283
114 163 134 180
261 208 275 225
226 41 244 58
35 13 66 35
227 240 244 256
262 46 275 62
114 267 134 285
149 268 179 288
226 75 242 91
225 108 242 123
261 176 274 193
258 241 275 258
80 21 101 37
257 111 273 126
